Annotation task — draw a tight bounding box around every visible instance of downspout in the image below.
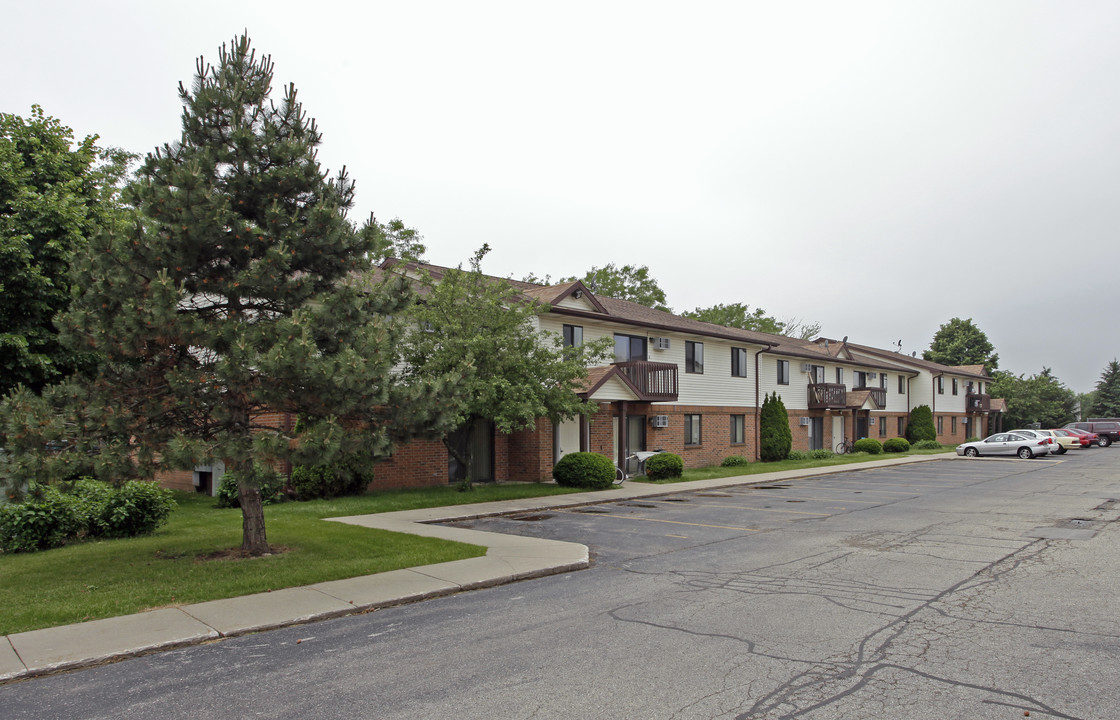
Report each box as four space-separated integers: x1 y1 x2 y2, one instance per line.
618 400 628 474
753 345 775 462
932 372 941 440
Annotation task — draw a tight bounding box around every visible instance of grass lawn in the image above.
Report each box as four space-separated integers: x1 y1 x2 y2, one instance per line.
0 483 582 636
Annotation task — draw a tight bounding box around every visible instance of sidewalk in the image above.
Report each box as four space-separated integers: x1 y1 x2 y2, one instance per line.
0 454 951 682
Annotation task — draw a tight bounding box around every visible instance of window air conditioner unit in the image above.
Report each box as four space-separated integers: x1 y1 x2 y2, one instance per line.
651 415 670 428
868 372 877 380
652 337 670 350
800 363 813 373
799 417 810 426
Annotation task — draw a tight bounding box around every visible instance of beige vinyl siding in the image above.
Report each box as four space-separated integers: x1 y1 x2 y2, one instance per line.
759 354 809 410
537 315 763 408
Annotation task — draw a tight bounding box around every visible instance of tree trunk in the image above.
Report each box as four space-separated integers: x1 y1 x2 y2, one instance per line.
231 459 270 555
443 432 474 490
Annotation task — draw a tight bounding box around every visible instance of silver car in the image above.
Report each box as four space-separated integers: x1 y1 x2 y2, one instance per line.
956 432 1052 459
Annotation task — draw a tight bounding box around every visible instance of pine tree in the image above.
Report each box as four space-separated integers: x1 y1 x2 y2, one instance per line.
759 392 792 461
1089 360 1120 418
49 34 439 553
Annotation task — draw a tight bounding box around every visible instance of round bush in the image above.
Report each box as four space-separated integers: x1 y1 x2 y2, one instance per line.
0 485 82 552
721 455 750 467
882 437 911 453
913 439 942 450
216 470 287 508
98 481 176 537
645 452 683 480
808 449 835 460
853 438 883 455
552 452 616 489
787 450 808 461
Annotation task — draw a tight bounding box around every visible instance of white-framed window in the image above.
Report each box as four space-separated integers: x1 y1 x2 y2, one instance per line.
685 414 702 445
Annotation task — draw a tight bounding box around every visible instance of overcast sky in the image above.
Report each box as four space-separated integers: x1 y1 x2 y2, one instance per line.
5 1 1117 392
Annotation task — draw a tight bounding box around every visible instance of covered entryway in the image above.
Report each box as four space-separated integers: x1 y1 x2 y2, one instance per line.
448 418 494 484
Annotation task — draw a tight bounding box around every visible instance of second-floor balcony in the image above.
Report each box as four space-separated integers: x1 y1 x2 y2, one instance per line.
808 383 846 409
615 360 679 401
853 386 888 408
966 392 991 412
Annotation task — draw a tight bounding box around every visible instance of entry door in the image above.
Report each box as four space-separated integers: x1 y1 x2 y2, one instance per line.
448 418 494 483
856 415 869 440
554 418 581 463
612 415 647 474
832 415 845 448
809 418 824 450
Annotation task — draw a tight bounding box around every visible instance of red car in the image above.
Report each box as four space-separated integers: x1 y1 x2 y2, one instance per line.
1060 427 1097 448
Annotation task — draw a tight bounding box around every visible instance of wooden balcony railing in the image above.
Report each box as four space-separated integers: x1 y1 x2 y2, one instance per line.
966 393 991 412
615 360 678 401
854 386 887 408
808 383 846 409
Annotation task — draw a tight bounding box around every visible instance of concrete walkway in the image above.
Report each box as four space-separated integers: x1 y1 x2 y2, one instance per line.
0 454 952 682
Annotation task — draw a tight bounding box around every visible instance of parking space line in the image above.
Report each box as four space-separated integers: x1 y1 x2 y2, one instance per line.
564 512 760 532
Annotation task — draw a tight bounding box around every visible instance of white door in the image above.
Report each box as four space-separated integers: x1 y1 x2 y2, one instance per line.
555 418 581 463
832 416 844 449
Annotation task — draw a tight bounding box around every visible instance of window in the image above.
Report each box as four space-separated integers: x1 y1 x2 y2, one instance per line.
879 417 887 437
966 381 974 395
836 368 844 385
952 378 959 395
731 348 748 378
730 414 745 445
562 324 583 348
951 416 958 434
810 365 825 383
685 414 702 446
937 377 945 394
854 371 868 387
937 416 944 434
685 341 704 374
898 375 905 394
614 334 647 363
777 359 790 385
880 374 887 390
898 417 905 436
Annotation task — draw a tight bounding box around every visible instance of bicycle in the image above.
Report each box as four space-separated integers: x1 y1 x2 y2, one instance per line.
614 450 665 484
834 437 853 455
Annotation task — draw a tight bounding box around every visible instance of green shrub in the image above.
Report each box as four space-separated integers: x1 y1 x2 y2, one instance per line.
215 468 287 508
552 452 616 489
853 438 883 454
913 439 942 450
883 438 911 453
760 392 792 461
964 436 981 443
721 455 750 467
645 452 683 480
787 450 808 461
906 405 937 444
0 479 174 553
808 449 834 460
0 485 82 552
98 481 176 538
289 463 369 501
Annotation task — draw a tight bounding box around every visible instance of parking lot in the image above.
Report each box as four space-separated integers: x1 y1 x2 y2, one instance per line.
4 450 1120 720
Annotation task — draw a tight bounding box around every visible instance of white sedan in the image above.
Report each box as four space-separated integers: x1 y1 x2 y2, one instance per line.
956 432 1052 459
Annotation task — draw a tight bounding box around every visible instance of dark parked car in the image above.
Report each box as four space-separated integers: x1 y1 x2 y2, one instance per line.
1065 421 1120 447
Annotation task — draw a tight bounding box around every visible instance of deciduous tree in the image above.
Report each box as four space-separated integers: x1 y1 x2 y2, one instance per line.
0 107 131 395
400 246 612 488
561 263 670 311
923 318 999 370
987 368 1077 429
682 302 822 339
